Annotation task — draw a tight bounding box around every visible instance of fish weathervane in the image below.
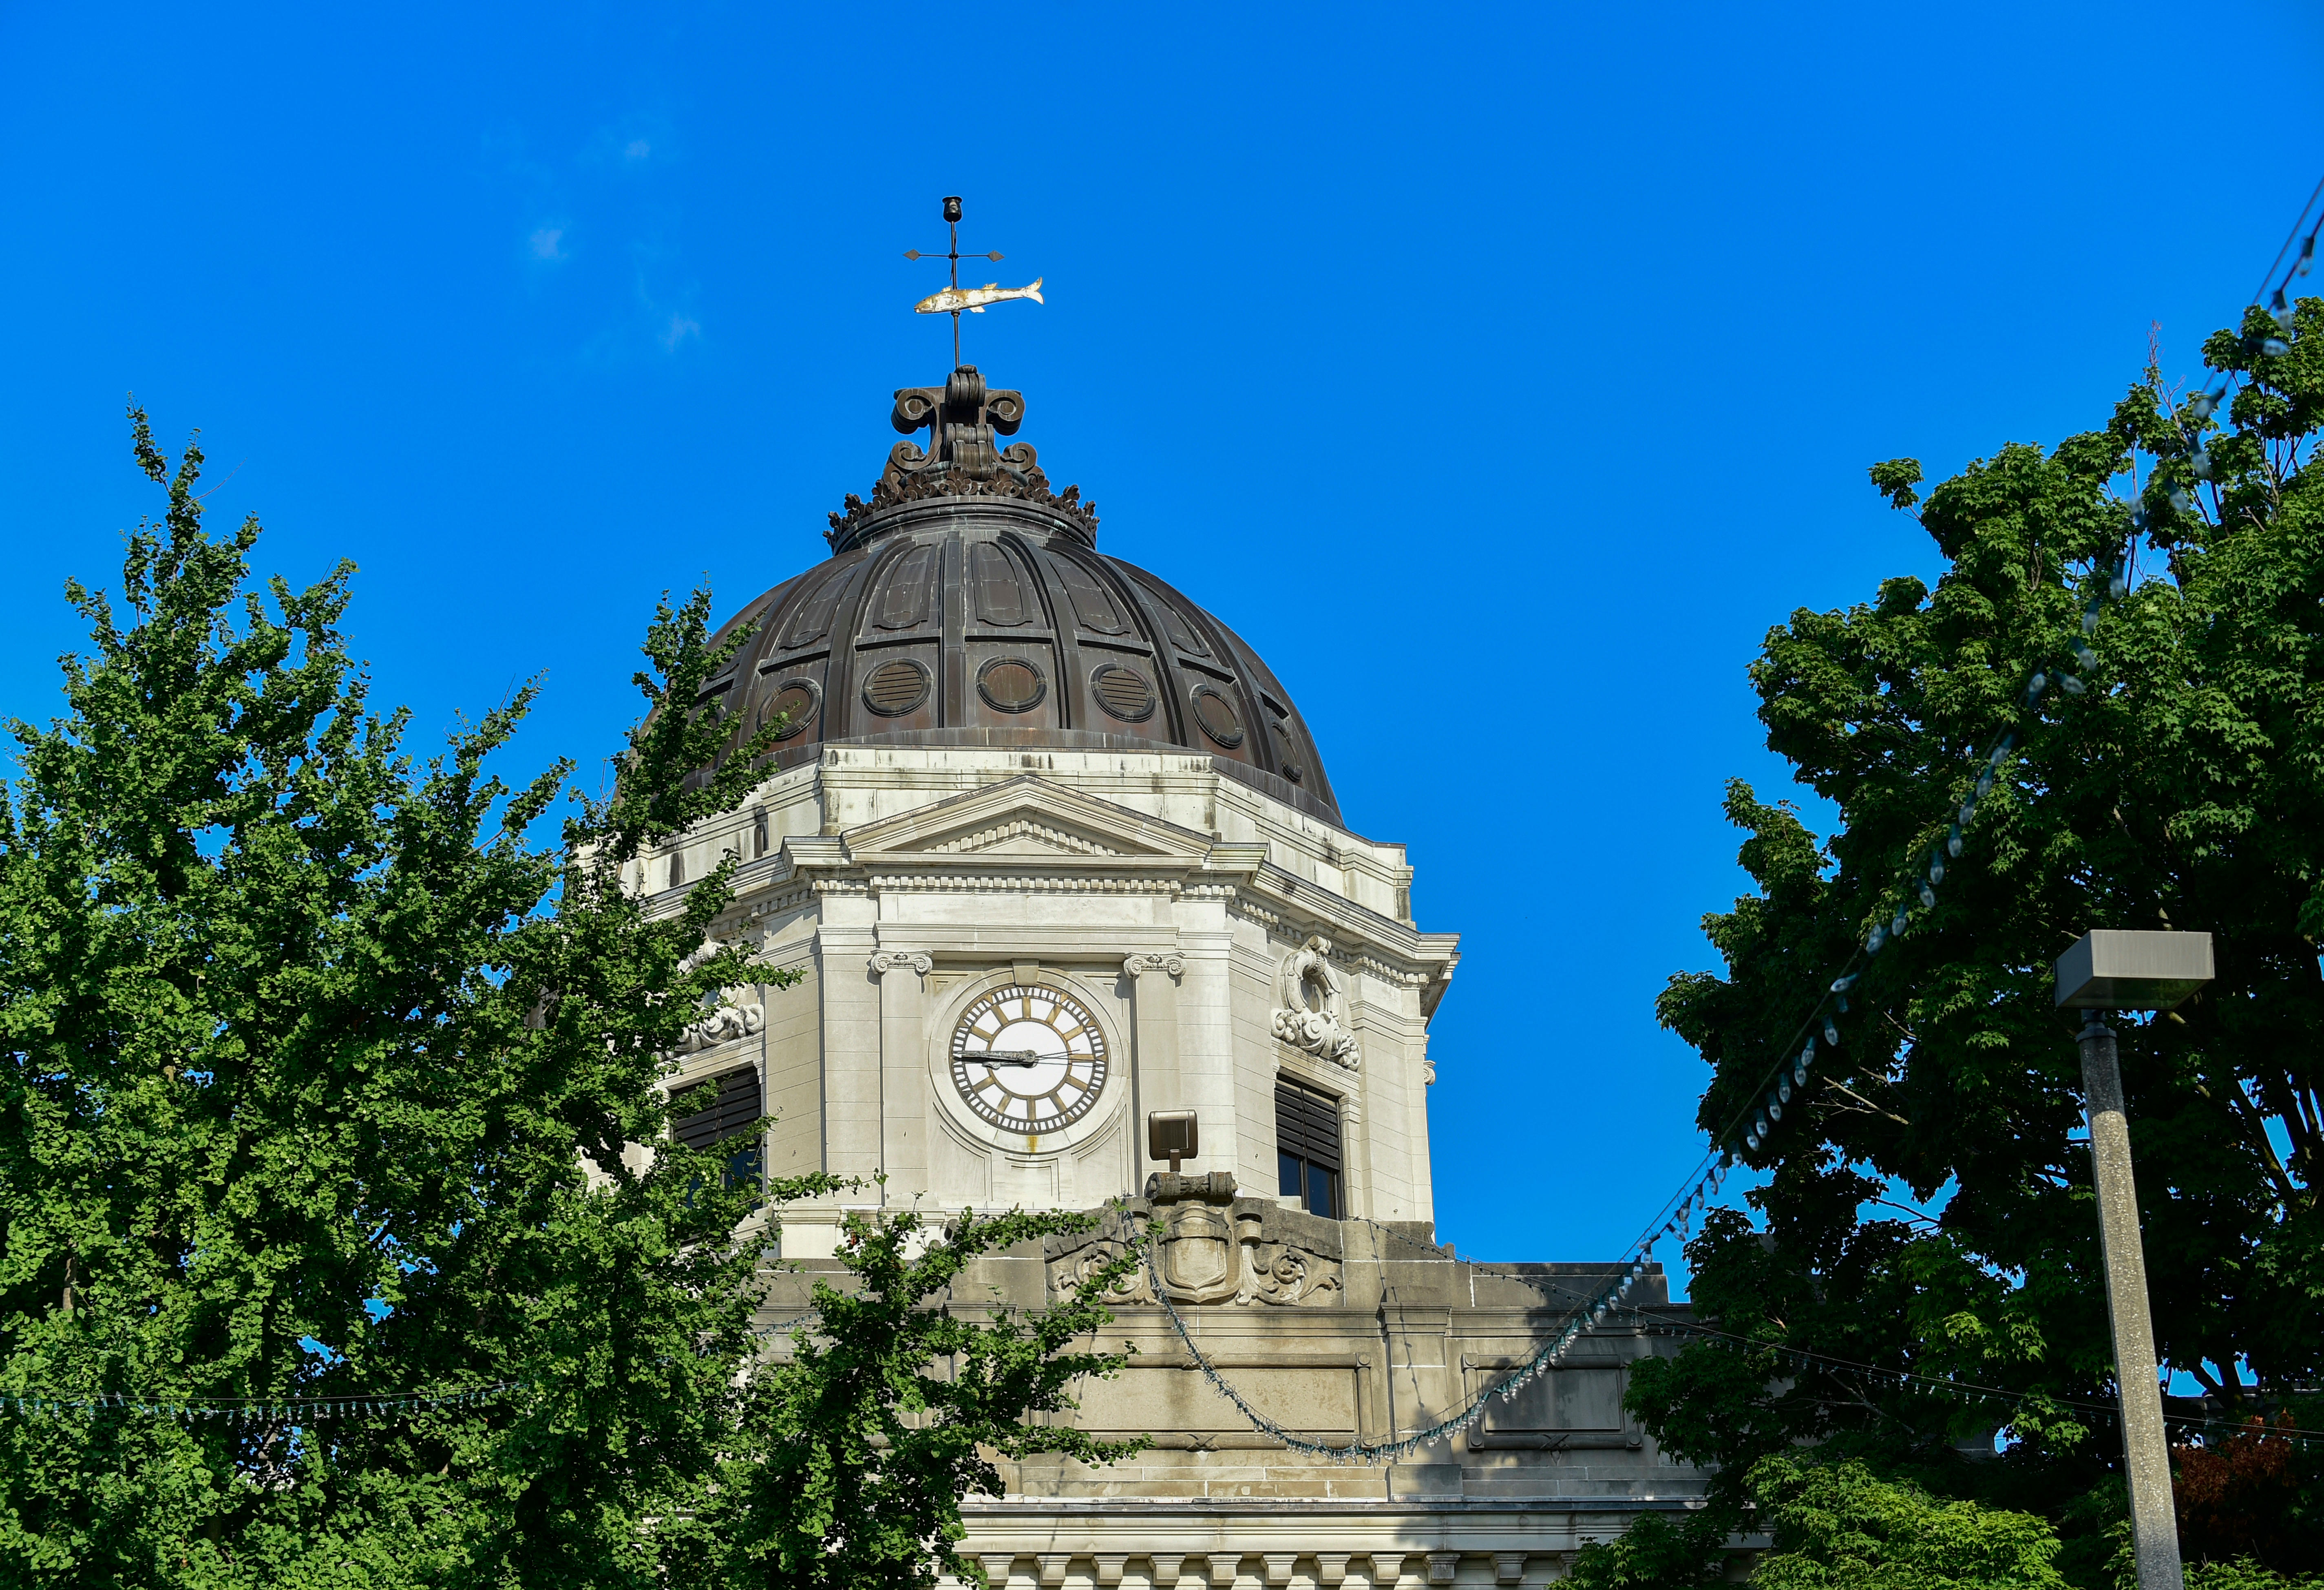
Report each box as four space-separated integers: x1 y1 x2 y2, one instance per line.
904 194 1041 364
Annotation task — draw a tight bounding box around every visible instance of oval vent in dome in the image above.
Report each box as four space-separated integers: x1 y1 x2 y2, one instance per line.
862 659 931 716
764 680 818 740
976 658 1046 713
1191 685 1244 748
1269 718 1304 783
1092 663 1156 722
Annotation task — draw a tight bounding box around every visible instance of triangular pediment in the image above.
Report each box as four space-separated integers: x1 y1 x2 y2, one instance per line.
842 775 1212 867
930 818 1120 857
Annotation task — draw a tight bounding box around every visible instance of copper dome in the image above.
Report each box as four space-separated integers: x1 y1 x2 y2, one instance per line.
703 367 1338 824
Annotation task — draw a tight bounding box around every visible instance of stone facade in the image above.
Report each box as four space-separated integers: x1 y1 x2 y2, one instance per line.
647 741 1712 1579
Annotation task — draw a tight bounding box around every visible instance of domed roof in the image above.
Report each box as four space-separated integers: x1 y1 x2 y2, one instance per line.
705 366 1339 824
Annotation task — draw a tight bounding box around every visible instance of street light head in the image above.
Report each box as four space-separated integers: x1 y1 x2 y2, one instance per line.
2054 929 2215 1011
1147 1109 1198 1172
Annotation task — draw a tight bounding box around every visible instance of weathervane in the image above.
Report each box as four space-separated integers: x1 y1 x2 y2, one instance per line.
906 194 1043 366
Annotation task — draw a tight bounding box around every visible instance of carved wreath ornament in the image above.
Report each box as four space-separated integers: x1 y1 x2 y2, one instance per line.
1270 936 1360 1069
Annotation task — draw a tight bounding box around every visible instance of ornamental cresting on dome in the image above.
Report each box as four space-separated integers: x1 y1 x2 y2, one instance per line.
700 366 1338 823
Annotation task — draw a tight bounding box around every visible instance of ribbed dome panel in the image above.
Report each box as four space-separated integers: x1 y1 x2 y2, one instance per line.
704 494 1338 824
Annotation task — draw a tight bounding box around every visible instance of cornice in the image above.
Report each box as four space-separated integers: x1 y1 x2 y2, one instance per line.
660 772 1460 1001
866 873 1185 896
1226 865 1458 988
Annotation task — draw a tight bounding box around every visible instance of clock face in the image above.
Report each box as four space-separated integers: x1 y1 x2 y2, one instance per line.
949 983 1110 1136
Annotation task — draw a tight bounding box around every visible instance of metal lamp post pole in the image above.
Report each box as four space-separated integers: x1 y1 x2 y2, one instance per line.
2055 929 2215 1590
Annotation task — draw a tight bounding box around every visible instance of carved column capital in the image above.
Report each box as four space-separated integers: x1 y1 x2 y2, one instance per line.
868 950 932 979
1122 951 1186 980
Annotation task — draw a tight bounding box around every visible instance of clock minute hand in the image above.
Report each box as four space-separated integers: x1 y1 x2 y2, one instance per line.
977 1049 1046 1069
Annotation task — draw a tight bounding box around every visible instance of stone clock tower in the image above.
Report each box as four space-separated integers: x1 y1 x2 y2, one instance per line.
645 369 1718 1584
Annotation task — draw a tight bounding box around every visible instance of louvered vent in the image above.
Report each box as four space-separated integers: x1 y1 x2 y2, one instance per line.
861 660 930 717
1091 664 1156 722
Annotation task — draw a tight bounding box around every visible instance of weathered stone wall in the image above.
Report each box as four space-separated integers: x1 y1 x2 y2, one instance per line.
751 1204 1705 1576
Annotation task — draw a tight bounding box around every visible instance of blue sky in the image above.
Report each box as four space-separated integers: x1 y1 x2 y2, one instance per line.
3 2 2320 1279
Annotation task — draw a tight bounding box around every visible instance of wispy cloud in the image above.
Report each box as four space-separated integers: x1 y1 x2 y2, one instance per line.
530 226 568 261
659 311 700 352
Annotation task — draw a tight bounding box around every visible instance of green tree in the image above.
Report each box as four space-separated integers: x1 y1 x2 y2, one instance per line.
1747 1455 2068 1590
1639 293 2324 1580
1565 1458 2074 1590
675 1200 1139 1590
0 412 1133 1588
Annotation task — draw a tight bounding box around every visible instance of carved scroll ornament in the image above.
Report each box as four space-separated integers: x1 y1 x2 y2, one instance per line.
826 365 1099 547
1270 935 1360 1069
661 1000 765 1058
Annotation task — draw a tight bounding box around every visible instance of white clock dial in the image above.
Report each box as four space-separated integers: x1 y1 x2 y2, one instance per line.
949 983 1109 1136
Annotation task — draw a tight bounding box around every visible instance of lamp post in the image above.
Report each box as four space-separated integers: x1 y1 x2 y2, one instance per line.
2054 929 2215 1590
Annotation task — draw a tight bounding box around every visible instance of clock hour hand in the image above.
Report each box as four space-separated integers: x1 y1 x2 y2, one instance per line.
976 1049 1045 1069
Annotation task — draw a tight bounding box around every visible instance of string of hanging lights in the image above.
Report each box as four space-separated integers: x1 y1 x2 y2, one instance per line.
1141 1242 1596 1462
1 1311 828 1425
1440 1247 2324 1451
2167 174 2318 512
0 1377 530 1424
1141 174 2322 1465
1129 545 2151 1462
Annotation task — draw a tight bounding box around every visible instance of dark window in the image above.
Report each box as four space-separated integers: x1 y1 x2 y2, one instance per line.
669 849 686 888
672 1064 762 1189
1275 1076 1341 1219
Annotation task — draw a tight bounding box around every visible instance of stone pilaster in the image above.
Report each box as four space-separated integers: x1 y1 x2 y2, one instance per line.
813 903 881 1184
870 948 934 1203
1122 951 1185 1181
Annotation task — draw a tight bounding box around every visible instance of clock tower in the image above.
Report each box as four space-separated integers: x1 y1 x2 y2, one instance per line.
642 368 1714 1583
